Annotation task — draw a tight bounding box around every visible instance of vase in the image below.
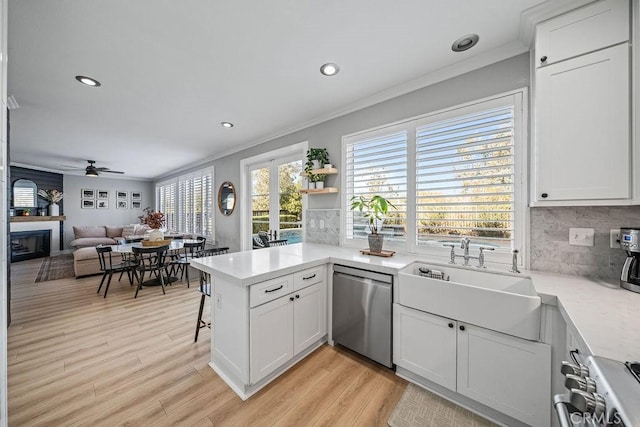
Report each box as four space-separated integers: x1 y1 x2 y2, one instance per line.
49 203 59 216
316 181 324 190
368 234 384 253
308 182 316 190
148 229 164 242
311 160 322 169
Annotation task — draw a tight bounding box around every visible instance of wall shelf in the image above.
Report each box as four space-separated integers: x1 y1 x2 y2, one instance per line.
300 187 339 195
301 167 338 177
10 216 66 222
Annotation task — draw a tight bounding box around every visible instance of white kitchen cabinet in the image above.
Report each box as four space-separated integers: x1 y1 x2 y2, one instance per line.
394 304 551 427
394 304 457 390
250 293 294 384
250 281 327 385
457 323 551 427
535 0 628 67
534 43 630 203
293 281 327 354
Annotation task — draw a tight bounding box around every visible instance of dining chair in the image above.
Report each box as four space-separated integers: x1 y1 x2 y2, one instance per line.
96 246 138 298
132 245 170 298
167 241 202 287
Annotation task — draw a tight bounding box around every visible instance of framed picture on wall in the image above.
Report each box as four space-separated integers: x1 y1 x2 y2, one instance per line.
131 201 141 209
81 189 95 199
97 190 109 200
97 200 109 209
131 191 142 201
117 200 128 209
116 191 128 200
81 199 95 209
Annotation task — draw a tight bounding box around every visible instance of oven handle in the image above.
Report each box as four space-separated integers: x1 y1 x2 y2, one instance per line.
553 394 575 427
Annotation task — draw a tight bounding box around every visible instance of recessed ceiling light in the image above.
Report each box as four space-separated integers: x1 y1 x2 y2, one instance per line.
75 75 101 87
320 63 340 76
451 34 479 52
221 122 234 128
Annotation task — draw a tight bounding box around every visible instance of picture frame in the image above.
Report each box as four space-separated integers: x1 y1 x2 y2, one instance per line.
97 190 109 200
131 191 142 201
116 191 128 200
97 200 109 209
81 189 95 199
117 200 128 209
131 201 142 209
81 199 95 209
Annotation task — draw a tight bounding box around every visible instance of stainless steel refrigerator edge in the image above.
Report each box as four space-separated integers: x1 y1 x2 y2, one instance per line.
332 264 393 368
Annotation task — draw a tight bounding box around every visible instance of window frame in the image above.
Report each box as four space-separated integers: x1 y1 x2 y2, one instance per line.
341 89 528 266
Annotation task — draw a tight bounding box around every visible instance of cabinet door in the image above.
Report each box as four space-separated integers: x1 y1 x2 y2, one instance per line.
293 282 327 355
393 304 457 390
535 44 629 202
250 295 294 384
457 324 551 427
535 0 628 67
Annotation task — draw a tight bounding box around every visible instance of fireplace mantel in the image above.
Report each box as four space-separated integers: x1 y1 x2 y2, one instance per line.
10 216 66 223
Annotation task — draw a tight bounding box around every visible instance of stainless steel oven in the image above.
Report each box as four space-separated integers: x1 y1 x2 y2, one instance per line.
554 354 640 426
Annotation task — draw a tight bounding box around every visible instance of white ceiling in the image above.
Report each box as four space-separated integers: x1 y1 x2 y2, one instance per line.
8 0 558 180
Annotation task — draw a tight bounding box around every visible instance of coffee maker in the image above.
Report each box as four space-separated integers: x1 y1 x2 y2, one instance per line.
620 227 640 293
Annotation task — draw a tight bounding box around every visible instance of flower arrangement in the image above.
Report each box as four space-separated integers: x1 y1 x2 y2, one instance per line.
138 207 165 229
37 189 63 203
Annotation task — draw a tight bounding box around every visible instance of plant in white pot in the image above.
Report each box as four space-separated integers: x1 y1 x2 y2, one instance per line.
349 194 397 253
305 148 329 172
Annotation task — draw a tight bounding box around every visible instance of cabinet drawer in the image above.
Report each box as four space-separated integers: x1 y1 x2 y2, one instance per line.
293 265 325 291
250 274 293 308
535 0 628 67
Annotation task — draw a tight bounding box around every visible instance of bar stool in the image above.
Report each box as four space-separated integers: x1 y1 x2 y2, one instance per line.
195 270 211 342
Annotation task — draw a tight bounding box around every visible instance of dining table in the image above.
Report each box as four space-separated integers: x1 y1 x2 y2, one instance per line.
110 239 201 286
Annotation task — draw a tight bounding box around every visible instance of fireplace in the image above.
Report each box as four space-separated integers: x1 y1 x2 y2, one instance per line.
11 230 51 262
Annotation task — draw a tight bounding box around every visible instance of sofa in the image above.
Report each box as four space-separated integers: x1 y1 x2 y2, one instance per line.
70 224 152 249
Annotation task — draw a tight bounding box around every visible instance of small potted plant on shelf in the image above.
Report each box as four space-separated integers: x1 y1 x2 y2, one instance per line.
305 148 330 173
349 194 397 253
310 173 326 190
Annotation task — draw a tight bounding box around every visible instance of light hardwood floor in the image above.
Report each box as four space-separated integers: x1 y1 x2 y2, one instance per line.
8 257 406 426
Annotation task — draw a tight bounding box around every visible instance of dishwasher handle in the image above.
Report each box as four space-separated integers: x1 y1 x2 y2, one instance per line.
333 264 392 284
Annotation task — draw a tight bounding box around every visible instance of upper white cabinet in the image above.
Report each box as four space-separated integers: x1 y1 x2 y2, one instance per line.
535 0 629 67
533 0 631 205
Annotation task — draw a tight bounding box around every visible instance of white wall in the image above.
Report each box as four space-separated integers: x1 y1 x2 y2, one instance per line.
155 53 530 253
62 175 153 249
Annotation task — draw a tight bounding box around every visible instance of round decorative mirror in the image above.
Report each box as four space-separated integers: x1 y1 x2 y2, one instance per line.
218 181 236 215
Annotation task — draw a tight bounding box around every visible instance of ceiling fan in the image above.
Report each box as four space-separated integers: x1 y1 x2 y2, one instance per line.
64 160 125 176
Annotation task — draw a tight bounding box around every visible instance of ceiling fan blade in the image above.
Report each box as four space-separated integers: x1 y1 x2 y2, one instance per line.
102 170 125 174
95 167 111 171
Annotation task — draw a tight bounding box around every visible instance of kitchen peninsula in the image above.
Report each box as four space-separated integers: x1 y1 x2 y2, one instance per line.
191 243 640 425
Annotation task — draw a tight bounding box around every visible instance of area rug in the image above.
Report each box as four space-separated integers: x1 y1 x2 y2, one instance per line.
387 383 496 427
35 254 76 282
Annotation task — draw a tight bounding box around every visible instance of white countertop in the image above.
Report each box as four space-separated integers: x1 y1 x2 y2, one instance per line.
191 243 640 363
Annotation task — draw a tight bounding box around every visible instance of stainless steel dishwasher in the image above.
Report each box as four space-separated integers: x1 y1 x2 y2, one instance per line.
332 264 393 368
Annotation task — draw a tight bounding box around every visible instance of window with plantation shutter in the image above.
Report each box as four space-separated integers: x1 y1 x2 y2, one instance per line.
342 90 525 261
344 126 408 243
156 167 214 236
416 105 515 249
178 168 213 236
156 181 177 231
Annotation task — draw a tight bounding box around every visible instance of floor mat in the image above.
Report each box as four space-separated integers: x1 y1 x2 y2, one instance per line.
387 383 496 427
35 254 76 282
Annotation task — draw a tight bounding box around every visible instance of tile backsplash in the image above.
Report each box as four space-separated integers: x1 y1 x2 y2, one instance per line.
529 206 640 280
305 209 340 246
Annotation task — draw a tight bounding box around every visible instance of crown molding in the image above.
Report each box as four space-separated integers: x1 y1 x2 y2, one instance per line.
519 0 597 47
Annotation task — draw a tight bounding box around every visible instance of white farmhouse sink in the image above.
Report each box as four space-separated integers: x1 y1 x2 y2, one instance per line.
398 262 541 340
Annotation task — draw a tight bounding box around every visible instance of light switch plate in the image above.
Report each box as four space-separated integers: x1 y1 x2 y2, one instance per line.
569 228 595 247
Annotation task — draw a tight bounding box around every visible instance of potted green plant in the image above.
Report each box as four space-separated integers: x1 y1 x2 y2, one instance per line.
305 148 329 173
349 195 397 253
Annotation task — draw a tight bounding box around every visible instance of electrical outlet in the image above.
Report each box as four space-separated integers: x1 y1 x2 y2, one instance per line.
319 219 325 229
569 228 594 247
610 229 621 249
